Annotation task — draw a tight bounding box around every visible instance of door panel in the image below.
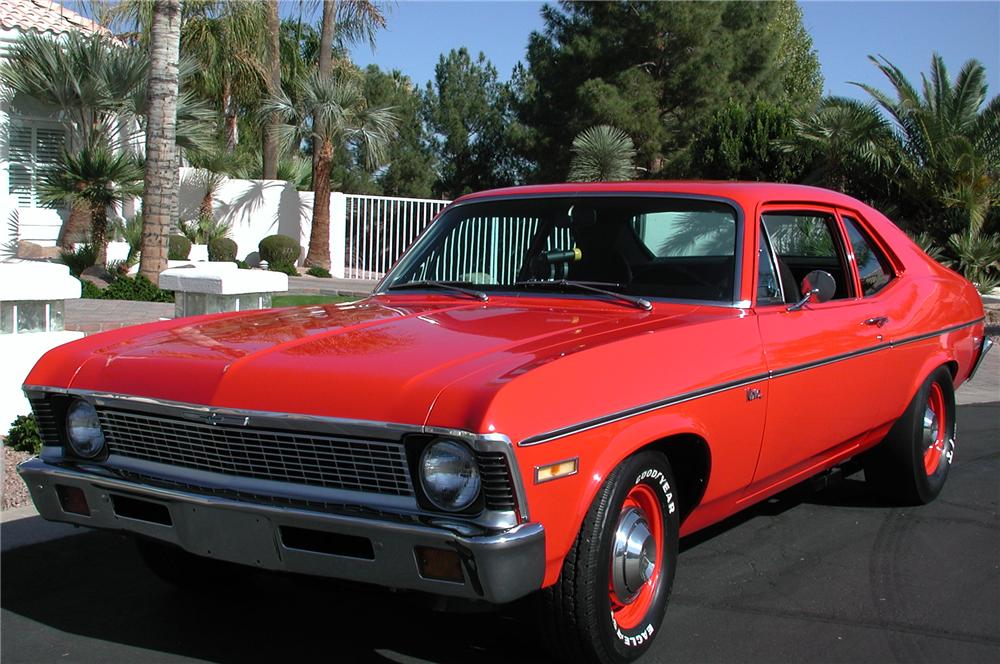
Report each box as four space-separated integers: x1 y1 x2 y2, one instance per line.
754 299 894 482
753 206 893 483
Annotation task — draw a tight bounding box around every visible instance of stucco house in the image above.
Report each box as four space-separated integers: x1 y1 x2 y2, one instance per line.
0 0 111 252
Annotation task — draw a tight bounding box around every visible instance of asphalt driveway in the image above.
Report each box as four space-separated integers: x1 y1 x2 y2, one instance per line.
2 401 998 664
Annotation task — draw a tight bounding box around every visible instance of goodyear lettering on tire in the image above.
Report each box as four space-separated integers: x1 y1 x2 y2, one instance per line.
634 468 675 514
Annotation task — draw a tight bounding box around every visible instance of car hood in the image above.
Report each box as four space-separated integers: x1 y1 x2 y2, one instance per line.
38 296 690 426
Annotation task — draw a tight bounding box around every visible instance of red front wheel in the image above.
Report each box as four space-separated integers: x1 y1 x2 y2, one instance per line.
538 451 679 664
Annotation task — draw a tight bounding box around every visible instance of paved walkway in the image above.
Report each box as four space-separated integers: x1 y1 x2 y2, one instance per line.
64 299 175 335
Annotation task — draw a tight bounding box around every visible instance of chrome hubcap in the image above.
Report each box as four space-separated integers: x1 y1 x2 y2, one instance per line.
923 404 940 450
611 507 656 604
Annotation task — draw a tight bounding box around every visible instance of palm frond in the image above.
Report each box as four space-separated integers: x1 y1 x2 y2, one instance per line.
568 125 637 182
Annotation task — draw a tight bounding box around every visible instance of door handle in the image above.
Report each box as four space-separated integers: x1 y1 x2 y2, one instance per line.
864 316 889 328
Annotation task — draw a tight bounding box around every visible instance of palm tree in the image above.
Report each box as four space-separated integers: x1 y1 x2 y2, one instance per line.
265 71 396 270
568 125 638 182
0 29 216 250
0 31 147 248
181 0 268 152
39 145 143 266
262 0 282 179
793 54 998 240
139 0 183 281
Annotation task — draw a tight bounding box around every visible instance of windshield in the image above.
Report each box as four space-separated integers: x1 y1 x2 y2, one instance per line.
380 196 741 303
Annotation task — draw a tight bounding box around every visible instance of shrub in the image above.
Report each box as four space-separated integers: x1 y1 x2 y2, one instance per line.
268 262 299 277
101 274 174 303
80 278 104 299
168 234 191 260
179 215 232 244
948 229 1000 294
208 237 238 262
5 414 41 455
236 259 250 269
259 234 300 266
306 266 331 278
59 244 97 277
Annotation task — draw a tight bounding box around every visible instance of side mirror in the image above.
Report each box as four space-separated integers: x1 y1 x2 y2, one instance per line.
787 270 836 311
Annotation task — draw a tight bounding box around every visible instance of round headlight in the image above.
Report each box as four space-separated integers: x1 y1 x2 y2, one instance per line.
419 439 481 512
65 399 105 458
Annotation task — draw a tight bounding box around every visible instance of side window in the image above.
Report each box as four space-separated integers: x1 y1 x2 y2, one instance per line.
842 215 893 296
756 226 783 305
762 212 853 300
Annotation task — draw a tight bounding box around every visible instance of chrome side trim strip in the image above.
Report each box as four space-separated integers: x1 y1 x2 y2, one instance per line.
518 317 984 447
519 372 770 447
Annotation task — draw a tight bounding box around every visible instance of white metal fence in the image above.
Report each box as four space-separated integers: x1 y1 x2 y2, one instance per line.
344 194 449 280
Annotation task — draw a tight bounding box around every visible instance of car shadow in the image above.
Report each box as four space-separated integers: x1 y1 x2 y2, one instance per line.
679 469 895 553
1 531 548 664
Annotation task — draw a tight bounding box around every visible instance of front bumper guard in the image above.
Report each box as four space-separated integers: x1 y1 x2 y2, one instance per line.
968 335 993 382
17 458 545 604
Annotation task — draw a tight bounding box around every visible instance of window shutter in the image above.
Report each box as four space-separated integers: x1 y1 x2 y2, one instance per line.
6 124 65 208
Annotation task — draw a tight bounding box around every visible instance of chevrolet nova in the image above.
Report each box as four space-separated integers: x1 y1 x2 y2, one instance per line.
18 182 992 663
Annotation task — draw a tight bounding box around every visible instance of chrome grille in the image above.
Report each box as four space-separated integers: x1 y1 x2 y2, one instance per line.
98 409 414 496
28 396 60 445
476 452 517 511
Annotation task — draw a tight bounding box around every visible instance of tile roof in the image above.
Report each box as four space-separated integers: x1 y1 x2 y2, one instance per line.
0 0 110 36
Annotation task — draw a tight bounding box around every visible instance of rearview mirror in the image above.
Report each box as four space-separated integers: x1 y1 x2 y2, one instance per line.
788 270 836 311
555 205 597 229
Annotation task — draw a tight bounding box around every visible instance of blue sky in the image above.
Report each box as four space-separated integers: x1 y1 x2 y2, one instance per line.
342 0 999 100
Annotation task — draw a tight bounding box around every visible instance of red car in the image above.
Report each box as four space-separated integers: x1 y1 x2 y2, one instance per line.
19 183 992 663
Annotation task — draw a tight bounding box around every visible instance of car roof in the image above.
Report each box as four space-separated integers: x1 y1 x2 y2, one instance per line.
453 181 874 212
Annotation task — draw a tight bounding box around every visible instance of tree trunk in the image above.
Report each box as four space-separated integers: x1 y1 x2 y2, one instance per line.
199 185 213 221
262 0 281 180
139 0 182 282
305 138 333 270
57 201 91 249
223 79 238 153
312 1 336 181
91 206 108 267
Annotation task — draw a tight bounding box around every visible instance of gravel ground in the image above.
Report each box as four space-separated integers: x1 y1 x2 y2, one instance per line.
2 445 31 510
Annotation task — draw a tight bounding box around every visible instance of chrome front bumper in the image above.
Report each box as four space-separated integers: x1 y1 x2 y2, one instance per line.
968 335 994 381
17 458 545 604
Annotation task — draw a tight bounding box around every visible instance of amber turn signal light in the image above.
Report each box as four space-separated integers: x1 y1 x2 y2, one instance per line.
414 546 464 582
534 458 579 484
56 484 90 516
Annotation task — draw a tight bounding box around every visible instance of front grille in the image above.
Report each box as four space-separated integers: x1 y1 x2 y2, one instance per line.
476 452 517 511
28 396 60 445
98 409 414 497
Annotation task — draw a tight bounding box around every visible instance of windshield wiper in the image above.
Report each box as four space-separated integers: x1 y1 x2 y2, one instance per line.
386 280 489 302
512 280 652 311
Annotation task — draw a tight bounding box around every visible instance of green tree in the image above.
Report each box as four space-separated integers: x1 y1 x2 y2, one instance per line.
518 1 821 180
690 99 816 182
266 71 397 270
39 145 143 266
568 125 637 182
770 0 824 111
363 66 436 198
424 48 524 198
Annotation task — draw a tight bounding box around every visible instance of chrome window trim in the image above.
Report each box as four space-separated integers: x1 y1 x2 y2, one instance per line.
375 191 747 307
23 386 529 528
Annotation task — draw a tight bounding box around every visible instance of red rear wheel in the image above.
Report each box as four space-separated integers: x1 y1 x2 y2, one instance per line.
922 382 947 475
